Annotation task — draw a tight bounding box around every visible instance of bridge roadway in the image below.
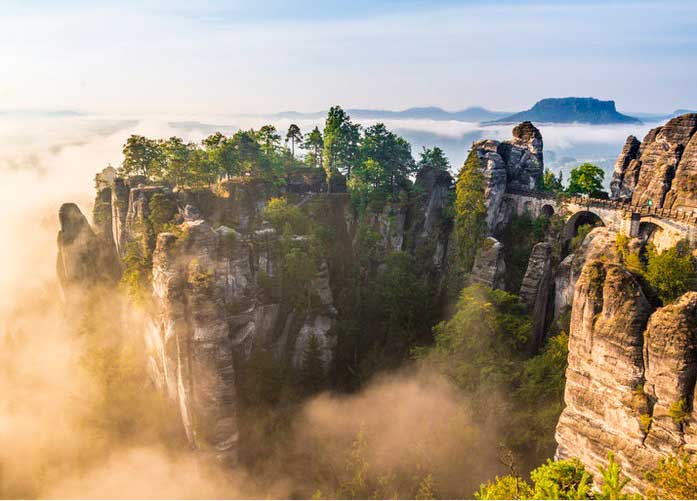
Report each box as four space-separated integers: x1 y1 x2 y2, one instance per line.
503 189 697 249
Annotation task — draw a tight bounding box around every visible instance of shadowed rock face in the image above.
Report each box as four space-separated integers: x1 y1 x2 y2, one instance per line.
610 136 641 201
472 122 544 233
519 241 552 350
556 257 697 493
611 113 697 210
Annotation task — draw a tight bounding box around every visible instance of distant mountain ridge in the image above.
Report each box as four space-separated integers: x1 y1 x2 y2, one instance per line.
272 106 510 122
491 97 642 125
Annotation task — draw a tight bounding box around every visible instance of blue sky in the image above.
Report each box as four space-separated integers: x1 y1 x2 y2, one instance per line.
1 0 695 114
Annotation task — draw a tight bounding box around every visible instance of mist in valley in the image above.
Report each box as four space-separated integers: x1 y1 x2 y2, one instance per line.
0 113 661 498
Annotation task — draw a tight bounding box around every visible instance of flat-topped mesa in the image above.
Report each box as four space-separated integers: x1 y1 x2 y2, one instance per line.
472 121 544 233
610 113 697 211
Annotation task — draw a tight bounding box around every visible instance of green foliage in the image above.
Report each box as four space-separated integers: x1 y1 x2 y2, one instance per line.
596 453 630 500
120 134 164 178
417 146 450 171
639 413 653 434
644 242 697 304
510 332 569 455
377 252 428 335
356 123 415 195
454 150 487 273
530 458 592 500
299 334 327 394
566 163 605 197
646 452 697 499
479 454 631 500
669 399 690 427
263 197 309 234
303 126 324 168
283 246 318 311
147 192 177 235
285 124 303 157
119 241 151 304
498 213 550 292
476 475 534 500
569 223 595 252
540 169 564 193
323 105 360 179
421 284 531 394
187 258 213 290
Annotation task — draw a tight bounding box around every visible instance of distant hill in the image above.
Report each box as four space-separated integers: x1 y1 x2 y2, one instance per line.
491 97 642 125
627 109 697 122
272 106 509 122
0 109 82 118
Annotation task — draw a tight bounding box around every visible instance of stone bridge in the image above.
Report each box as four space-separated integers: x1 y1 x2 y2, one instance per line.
503 189 697 250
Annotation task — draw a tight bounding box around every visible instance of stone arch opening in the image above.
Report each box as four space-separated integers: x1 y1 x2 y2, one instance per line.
562 210 604 255
638 221 662 242
541 204 555 217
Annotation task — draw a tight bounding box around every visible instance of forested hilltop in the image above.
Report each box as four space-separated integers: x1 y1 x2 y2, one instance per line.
46 107 697 499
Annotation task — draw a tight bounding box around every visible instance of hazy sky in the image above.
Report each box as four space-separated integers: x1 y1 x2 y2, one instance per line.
1 0 695 115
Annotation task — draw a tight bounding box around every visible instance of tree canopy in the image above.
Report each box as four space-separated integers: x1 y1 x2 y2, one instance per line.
566 163 605 197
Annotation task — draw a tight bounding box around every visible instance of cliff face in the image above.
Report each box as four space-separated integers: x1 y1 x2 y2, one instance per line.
611 113 697 210
556 257 697 492
472 121 544 233
57 164 452 462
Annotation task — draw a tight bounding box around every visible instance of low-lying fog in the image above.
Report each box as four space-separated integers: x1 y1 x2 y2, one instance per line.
0 112 659 498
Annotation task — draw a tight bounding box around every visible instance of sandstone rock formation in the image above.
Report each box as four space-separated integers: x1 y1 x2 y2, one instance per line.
519 241 552 349
58 159 454 463
556 257 697 493
611 113 697 211
472 121 544 233
470 237 506 290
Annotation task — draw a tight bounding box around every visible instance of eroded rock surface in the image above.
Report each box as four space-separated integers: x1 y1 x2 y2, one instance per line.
611 113 697 210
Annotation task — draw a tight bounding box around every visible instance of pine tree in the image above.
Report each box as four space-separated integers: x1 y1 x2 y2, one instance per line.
454 149 487 272
285 124 303 158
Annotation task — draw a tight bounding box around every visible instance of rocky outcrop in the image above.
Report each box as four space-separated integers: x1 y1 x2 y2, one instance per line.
519 242 552 349
553 227 620 320
556 255 697 493
59 159 455 464
611 113 697 210
555 260 654 490
610 136 641 201
470 237 506 290
473 122 544 233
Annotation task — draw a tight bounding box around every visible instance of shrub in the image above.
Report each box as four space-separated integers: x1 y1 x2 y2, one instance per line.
119 241 151 304
644 242 697 304
263 197 309 234
475 475 534 500
530 458 592 500
646 453 697 499
669 399 690 427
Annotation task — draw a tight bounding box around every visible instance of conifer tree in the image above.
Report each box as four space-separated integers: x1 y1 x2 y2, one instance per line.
454 149 487 272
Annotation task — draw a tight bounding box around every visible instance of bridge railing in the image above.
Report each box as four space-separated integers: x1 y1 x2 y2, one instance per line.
504 188 697 225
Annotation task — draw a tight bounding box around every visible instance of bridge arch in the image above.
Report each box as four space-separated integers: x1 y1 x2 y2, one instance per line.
562 210 605 254
638 216 685 252
541 204 555 217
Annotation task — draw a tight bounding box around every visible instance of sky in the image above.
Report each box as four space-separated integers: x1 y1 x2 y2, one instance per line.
1 0 696 116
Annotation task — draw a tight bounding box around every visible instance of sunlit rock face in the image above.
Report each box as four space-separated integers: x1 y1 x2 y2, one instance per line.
611 113 697 210
555 257 697 494
57 160 455 463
